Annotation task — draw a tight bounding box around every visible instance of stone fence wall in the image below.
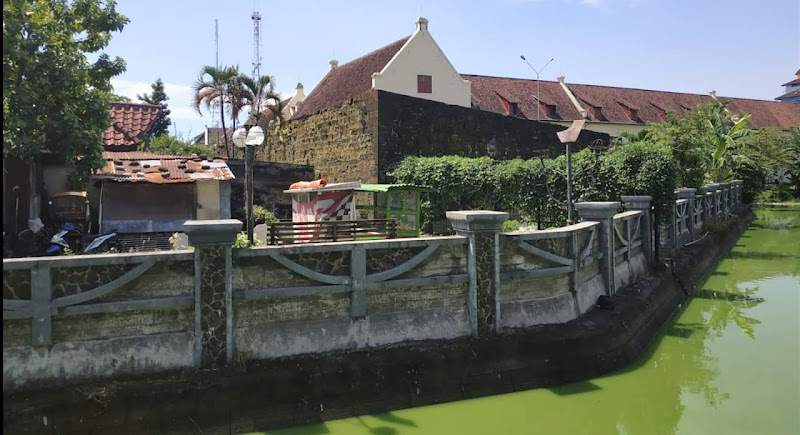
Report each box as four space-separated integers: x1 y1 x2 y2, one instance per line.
3 190 746 391
658 180 744 258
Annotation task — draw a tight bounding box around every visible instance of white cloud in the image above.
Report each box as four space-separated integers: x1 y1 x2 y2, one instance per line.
110 79 207 122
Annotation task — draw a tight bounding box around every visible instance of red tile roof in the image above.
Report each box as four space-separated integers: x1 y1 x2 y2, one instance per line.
96 151 234 184
465 75 584 121
103 103 162 149
292 36 410 118
464 74 800 129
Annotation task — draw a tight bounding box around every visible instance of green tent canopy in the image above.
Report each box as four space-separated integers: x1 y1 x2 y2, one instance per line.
355 184 428 237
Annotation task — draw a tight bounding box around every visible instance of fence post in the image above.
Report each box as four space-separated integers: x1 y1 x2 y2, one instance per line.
30 265 53 347
676 188 697 240
720 182 731 215
183 219 242 369
707 183 722 219
731 180 743 209
574 202 620 296
447 211 508 336
621 196 653 266
698 185 714 222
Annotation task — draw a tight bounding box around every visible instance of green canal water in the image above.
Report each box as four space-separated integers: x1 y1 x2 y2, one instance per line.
255 207 800 435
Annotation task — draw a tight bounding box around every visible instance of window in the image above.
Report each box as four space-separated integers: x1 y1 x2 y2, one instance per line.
417 75 432 93
629 108 638 121
509 102 520 116
546 104 557 118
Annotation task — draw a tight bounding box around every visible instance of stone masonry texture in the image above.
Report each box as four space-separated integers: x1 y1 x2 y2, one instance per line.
474 232 497 334
260 93 379 184
199 245 228 368
260 90 611 185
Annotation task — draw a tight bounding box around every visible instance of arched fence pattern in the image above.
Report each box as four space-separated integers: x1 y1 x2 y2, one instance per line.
3 183 745 391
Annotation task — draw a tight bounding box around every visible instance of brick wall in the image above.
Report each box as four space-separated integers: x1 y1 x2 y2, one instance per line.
261 90 610 185
376 91 611 179
259 93 380 184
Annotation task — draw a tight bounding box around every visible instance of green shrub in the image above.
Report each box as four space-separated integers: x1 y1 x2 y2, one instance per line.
756 185 794 203
387 141 678 229
253 205 278 225
598 141 679 221
732 159 766 203
232 231 263 248
234 205 279 225
502 220 521 232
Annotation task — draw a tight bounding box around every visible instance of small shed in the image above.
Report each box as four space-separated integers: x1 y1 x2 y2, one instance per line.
284 181 361 222
93 151 234 249
355 184 427 237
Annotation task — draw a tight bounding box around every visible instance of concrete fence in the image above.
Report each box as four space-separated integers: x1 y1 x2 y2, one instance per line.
3 190 741 391
658 180 744 258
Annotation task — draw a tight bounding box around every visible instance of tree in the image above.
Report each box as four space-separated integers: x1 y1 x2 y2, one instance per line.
192 65 238 158
706 102 757 183
3 0 129 185
137 77 171 137
649 104 715 188
239 74 283 151
146 133 213 157
112 93 131 102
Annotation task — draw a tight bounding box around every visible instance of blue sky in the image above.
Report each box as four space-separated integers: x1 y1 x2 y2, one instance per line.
106 0 800 139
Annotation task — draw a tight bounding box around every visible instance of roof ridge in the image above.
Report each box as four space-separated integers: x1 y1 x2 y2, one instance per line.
461 73 787 104
110 101 162 109
335 35 411 69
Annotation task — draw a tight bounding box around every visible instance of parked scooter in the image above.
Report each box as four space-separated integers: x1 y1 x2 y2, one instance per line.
83 232 118 254
45 223 82 255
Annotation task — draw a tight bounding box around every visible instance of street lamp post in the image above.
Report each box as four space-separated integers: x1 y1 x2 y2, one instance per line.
520 55 554 122
557 120 586 225
232 124 265 244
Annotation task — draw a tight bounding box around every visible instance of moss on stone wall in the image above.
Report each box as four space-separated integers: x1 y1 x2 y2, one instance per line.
259 93 380 183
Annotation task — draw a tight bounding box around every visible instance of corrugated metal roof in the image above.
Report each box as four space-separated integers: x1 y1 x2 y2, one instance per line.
95 151 234 184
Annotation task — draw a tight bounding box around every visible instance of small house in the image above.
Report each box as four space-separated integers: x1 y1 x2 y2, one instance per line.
94 151 234 250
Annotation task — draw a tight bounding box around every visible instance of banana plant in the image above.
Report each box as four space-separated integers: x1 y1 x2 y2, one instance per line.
707 103 756 183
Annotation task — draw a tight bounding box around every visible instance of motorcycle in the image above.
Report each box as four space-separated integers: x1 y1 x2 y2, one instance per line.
45 223 82 255
83 232 118 254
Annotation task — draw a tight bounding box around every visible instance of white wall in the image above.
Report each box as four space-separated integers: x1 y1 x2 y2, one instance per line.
196 180 221 220
282 85 306 119
372 18 471 108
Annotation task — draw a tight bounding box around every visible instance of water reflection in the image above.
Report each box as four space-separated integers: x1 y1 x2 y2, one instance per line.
255 208 800 435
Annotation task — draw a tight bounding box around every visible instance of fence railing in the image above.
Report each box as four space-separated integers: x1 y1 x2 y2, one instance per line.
3 185 747 391
268 219 397 245
658 181 744 259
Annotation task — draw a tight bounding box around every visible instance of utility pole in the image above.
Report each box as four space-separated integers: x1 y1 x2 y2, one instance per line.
251 10 261 80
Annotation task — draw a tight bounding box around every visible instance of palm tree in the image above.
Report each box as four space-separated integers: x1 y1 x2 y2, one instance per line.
239 74 284 156
192 65 238 157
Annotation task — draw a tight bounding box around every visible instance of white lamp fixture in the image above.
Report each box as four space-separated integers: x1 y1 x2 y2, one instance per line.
232 127 247 149
244 126 265 147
